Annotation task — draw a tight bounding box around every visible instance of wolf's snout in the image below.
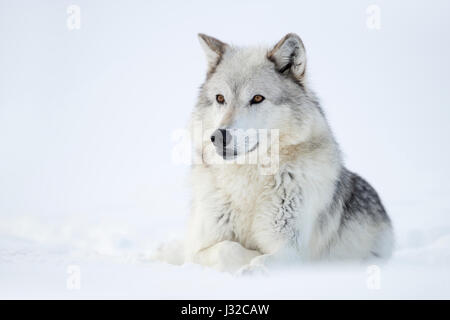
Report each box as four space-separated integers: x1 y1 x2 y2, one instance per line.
211 129 231 148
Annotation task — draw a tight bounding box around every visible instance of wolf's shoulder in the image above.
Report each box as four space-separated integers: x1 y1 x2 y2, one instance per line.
333 168 390 223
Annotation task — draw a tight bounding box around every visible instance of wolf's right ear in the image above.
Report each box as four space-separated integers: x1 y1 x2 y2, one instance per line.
198 33 228 72
268 33 307 83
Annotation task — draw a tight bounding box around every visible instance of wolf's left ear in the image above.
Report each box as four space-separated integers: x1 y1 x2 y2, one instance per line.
198 33 229 72
268 33 307 83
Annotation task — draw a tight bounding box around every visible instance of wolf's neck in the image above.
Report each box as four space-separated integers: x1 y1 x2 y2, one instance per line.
280 128 342 167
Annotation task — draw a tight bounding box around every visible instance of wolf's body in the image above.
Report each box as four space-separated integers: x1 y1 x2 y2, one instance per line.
158 34 394 273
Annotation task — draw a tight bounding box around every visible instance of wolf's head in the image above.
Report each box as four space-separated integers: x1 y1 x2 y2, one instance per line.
192 33 331 164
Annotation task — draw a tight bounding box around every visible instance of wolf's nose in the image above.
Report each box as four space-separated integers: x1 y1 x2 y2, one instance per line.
211 129 231 148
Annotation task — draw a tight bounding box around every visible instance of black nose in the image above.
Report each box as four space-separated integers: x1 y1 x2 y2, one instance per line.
211 129 231 148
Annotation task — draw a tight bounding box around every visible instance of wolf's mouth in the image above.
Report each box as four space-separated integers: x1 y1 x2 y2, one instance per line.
218 142 259 160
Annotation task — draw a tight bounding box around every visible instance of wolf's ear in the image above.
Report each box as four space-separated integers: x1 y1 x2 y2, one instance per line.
268 33 306 82
198 33 228 72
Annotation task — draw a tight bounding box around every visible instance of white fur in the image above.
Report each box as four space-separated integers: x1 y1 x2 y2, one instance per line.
154 34 393 274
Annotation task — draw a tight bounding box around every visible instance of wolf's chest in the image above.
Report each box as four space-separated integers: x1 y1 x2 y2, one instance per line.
213 167 281 250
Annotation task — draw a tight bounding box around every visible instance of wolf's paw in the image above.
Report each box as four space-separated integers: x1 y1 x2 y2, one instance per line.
236 263 268 276
236 255 269 276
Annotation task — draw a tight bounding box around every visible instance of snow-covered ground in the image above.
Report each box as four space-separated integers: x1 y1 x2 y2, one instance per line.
1 0 450 299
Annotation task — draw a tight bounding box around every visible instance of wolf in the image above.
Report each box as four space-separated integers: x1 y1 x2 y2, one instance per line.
157 33 394 274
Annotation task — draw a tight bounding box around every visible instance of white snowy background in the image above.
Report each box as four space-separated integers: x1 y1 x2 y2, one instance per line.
1 0 450 299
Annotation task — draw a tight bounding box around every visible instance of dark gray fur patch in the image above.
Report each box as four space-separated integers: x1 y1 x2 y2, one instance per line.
333 168 390 229
216 201 232 225
273 171 301 240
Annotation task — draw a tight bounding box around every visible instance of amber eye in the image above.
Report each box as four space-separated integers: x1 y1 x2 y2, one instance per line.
250 95 265 104
216 94 225 104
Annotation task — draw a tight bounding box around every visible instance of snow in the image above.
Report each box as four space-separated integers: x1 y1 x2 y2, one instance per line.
1 0 450 299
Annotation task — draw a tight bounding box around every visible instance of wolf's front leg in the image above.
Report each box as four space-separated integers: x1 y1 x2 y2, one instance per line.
193 240 261 273
238 169 305 275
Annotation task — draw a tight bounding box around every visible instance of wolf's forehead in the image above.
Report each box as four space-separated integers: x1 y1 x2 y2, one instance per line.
211 46 274 92
223 46 269 67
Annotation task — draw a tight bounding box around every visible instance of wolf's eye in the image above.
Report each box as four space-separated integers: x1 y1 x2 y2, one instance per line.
250 95 265 105
216 94 225 104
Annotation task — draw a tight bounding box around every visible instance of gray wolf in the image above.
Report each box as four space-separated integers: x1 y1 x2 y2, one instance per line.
156 33 394 274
